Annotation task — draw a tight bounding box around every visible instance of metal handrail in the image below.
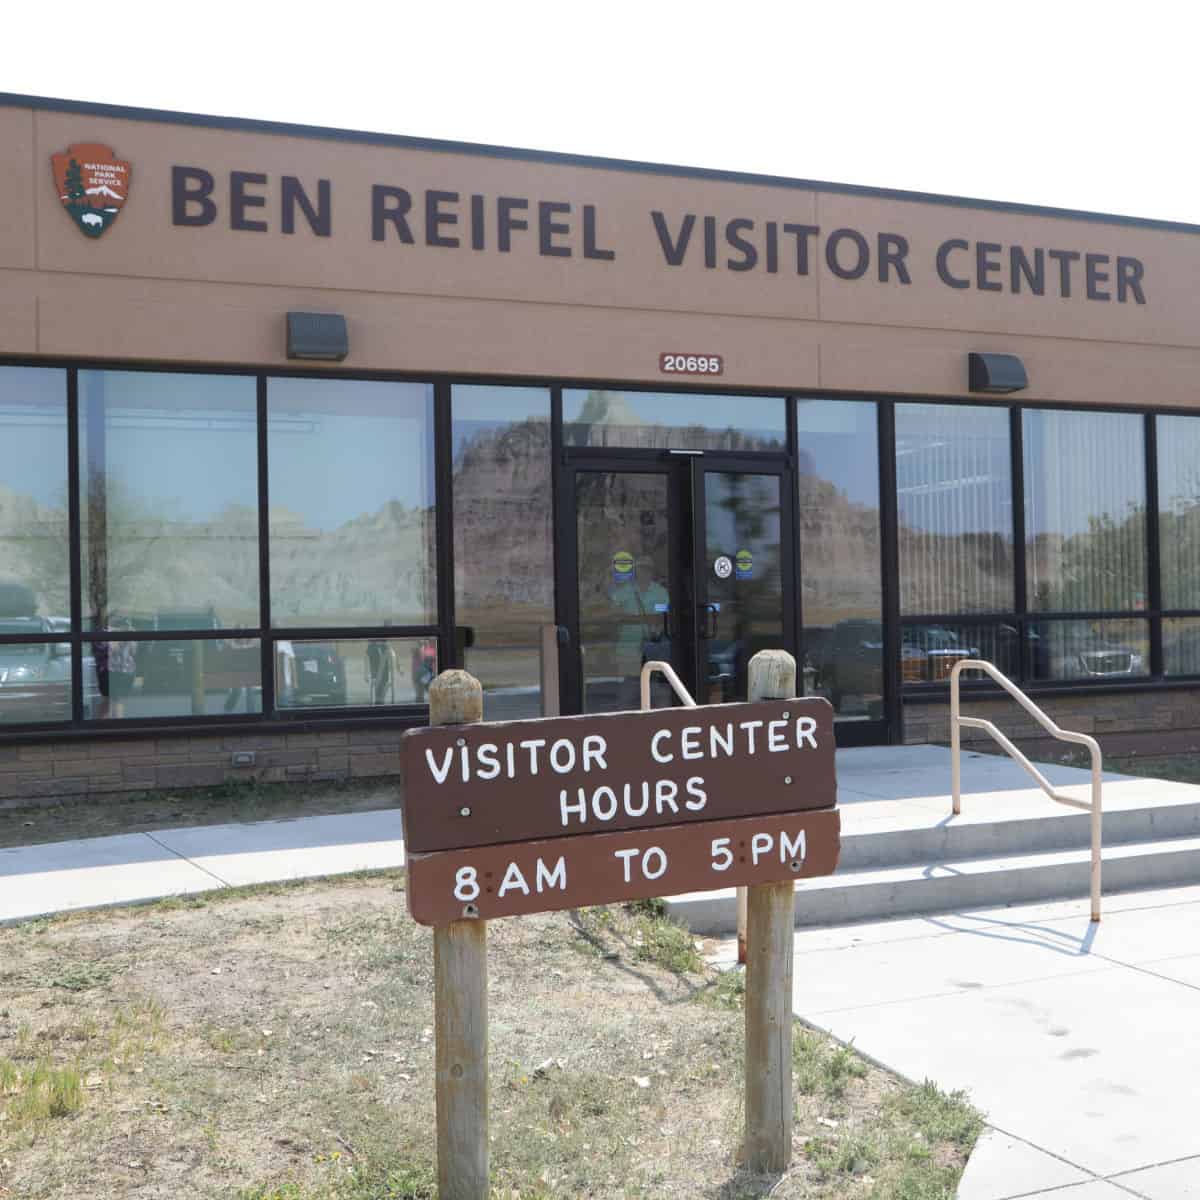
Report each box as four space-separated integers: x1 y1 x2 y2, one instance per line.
950 658 1102 922
640 660 698 710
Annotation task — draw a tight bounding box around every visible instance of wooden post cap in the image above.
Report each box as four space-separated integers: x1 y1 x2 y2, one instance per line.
429 669 484 727
748 650 796 702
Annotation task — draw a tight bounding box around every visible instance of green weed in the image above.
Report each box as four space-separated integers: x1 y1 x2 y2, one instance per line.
886 1079 984 1149
0 1059 83 1128
50 960 117 992
632 912 703 975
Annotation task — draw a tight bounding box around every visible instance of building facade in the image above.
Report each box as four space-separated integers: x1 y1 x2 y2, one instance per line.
3 93 1200 803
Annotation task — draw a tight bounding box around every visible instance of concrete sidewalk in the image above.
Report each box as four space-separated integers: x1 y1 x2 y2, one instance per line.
710 884 1200 1199
0 808 406 923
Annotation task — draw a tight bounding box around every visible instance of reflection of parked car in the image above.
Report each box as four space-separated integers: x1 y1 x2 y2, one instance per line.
0 617 101 722
1034 629 1144 680
140 609 222 693
901 626 979 683
277 642 347 708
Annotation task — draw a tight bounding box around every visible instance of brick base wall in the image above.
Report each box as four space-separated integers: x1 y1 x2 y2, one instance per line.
0 726 407 808
903 688 1200 759
4 689 1198 808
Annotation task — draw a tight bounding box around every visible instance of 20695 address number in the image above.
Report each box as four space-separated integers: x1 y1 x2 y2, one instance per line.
660 353 724 376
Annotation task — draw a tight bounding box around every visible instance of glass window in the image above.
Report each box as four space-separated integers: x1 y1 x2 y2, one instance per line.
1157 415 1200 610
896 403 1013 614
1023 410 1146 612
796 399 882 721
575 472 672 714
563 389 785 451
78 371 259 632
0 367 69 623
703 471 786 704
452 386 552 721
901 621 1020 682
0 637 76 725
85 637 262 719
1025 619 1148 682
268 378 435 628
275 637 437 710
1164 618 1200 676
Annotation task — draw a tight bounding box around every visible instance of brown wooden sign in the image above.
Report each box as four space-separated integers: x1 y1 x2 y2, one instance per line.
406 808 840 925
400 698 835 854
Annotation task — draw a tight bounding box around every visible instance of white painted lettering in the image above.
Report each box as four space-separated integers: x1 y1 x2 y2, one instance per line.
582 734 608 772
781 829 806 864
651 729 674 763
536 856 567 892
592 785 618 822
681 726 703 760
768 720 788 752
460 746 471 782
476 742 501 780
505 742 516 778
642 847 668 880
560 788 587 826
520 738 546 773
740 719 763 754
795 717 818 749
498 861 530 897
684 776 707 811
614 847 639 883
425 747 454 785
710 723 734 757
751 832 773 864
549 738 576 774
711 837 733 871
454 866 479 901
624 781 650 818
655 778 679 814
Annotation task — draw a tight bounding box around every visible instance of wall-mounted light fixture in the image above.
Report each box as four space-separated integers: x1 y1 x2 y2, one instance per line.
286 312 349 362
968 352 1027 394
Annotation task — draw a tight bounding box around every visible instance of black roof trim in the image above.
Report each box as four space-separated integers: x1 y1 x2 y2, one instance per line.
5 90 1199 235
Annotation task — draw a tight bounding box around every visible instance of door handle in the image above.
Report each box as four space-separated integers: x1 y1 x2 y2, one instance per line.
699 603 719 640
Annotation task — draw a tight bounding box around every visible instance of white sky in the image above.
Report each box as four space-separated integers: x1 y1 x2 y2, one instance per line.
4 1 1196 225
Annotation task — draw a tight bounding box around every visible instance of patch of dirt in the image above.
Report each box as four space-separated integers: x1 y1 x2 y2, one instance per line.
0 876 979 1198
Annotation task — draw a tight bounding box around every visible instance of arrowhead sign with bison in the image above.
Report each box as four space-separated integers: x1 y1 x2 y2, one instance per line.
51 143 131 238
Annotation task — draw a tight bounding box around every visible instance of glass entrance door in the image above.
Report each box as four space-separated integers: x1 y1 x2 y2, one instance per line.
560 457 794 714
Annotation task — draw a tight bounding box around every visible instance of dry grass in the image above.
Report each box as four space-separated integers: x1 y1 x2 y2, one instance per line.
0 872 981 1198
0 778 399 850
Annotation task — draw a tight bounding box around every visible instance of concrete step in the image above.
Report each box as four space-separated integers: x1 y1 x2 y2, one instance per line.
840 794 1200 871
666 833 1200 934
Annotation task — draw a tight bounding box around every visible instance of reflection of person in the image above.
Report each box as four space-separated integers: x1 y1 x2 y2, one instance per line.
102 617 137 719
275 641 296 707
367 637 395 705
610 555 670 706
410 642 437 704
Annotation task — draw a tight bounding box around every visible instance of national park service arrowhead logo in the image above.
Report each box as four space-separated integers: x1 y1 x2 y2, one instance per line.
51 143 131 238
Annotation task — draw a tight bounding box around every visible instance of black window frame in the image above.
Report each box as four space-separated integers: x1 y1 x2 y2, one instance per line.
3 353 1200 744
897 397 1186 705
0 358 446 738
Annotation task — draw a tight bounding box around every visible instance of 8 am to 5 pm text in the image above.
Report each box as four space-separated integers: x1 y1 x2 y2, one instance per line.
660 353 723 376
405 808 841 925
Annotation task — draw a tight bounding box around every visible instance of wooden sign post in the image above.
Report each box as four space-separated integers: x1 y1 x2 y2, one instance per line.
428 670 489 1200
744 650 797 1172
405 651 838 1194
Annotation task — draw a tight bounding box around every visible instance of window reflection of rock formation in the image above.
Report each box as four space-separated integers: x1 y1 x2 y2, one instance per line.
566 389 786 452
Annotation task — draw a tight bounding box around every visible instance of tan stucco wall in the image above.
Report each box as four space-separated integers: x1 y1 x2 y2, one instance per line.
4 101 1200 406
